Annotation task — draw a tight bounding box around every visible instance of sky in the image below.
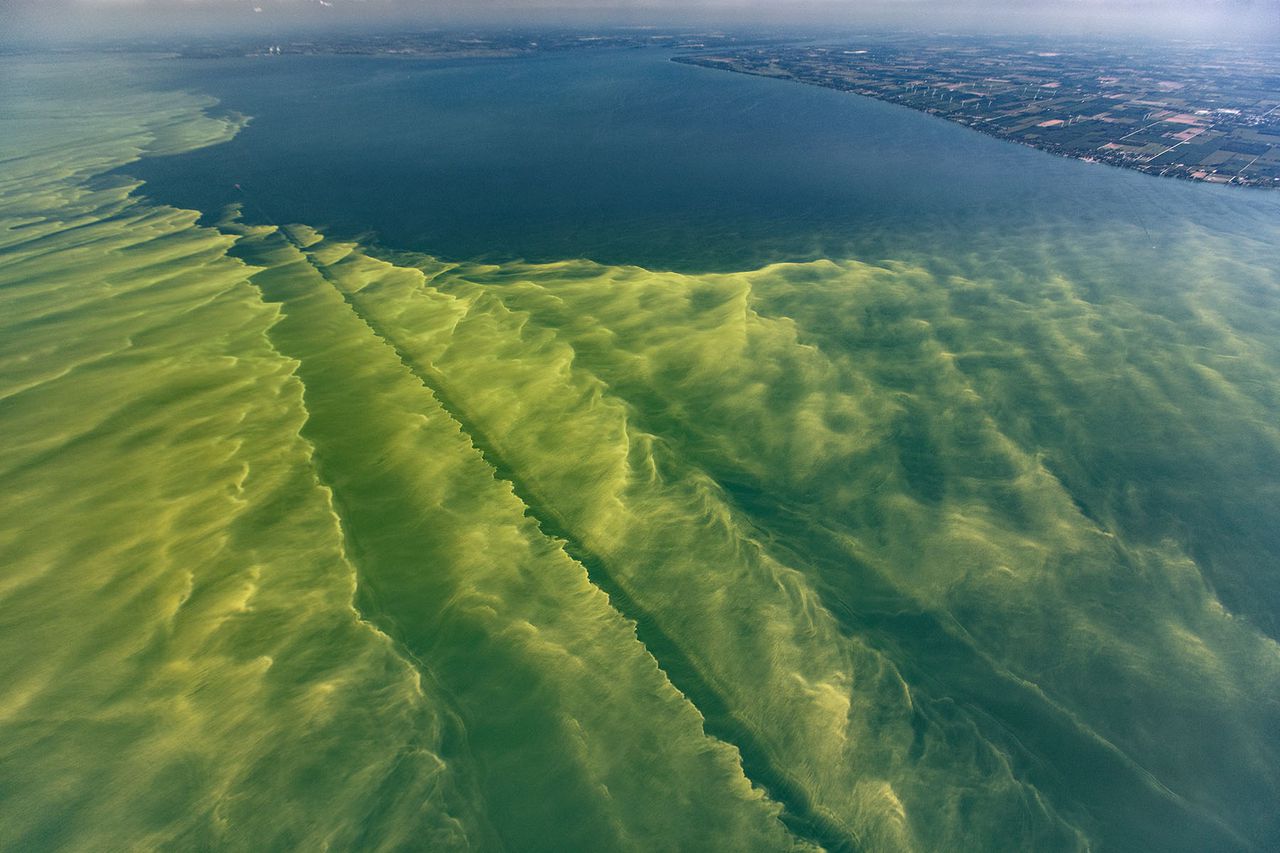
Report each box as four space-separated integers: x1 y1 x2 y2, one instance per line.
4 0 1279 41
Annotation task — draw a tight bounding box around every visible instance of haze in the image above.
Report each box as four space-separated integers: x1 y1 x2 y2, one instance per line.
6 0 1279 42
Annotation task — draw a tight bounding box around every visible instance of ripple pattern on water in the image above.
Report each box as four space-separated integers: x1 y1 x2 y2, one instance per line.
3 56 1280 852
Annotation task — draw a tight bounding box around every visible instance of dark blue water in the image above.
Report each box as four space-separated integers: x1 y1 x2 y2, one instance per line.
122 49 1279 271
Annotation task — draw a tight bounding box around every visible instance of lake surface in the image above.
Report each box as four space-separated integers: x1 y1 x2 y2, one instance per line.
5 48 1280 852
123 49 1280 270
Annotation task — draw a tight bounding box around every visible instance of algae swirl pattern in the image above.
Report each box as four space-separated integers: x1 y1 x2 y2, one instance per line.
2 57 1279 852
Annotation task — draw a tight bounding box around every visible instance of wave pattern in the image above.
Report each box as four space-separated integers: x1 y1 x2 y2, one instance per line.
0 61 512 852
3 57 1280 851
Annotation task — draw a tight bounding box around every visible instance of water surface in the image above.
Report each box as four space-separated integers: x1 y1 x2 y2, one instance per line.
4 49 1280 852
125 49 1280 270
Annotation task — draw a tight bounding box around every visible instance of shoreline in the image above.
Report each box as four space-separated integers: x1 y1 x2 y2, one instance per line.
673 54 1279 191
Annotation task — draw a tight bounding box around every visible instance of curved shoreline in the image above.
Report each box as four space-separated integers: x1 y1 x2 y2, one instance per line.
672 53 1280 191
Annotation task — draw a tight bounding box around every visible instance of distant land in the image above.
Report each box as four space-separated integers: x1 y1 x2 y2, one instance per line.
17 28 1276 188
96 29 786 60
675 36 1280 188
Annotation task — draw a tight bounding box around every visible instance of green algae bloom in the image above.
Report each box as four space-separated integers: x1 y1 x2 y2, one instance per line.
3 55 1280 852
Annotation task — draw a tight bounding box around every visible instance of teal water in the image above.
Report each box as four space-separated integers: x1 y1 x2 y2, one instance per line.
5 48 1280 851
126 44 1280 645
123 49 1280 270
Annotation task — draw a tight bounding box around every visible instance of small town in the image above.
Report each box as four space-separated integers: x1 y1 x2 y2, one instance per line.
678 36 1280 187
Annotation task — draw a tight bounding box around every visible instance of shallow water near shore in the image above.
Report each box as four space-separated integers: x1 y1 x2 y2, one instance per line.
3 50 1280 851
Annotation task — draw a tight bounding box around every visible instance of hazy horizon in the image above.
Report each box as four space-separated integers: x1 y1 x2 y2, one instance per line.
6 0 1279 44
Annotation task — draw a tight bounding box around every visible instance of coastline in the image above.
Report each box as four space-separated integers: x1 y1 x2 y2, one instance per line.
673 54 1280 191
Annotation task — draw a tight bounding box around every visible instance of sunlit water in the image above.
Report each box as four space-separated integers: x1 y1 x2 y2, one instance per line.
3 49 1280 851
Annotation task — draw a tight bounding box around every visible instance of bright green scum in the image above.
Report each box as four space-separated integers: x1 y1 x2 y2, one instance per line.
2 57 1279 851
